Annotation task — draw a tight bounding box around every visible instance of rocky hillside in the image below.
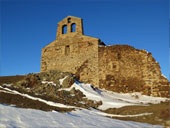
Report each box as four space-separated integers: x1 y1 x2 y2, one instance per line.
0 70 102 110
0 70 169 126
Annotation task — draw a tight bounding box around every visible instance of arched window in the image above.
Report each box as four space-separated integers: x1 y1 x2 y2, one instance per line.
71 23 76 32
62 25 67 34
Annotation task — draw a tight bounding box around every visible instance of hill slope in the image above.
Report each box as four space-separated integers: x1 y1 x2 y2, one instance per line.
0 70 169 127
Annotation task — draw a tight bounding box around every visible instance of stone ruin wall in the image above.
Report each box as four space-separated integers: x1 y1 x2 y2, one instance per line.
98 45 169 97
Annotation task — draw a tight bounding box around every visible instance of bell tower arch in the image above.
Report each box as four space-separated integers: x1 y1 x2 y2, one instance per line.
56 16 84 39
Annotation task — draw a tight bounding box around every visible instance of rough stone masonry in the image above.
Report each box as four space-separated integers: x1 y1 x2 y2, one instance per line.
41 16 169 97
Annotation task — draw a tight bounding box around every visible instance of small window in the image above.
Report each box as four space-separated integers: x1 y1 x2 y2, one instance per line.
117 53 121 59
65 45 70 55
68 18 71 23
71 23 76 32
113 65 117 69
62 25 67 34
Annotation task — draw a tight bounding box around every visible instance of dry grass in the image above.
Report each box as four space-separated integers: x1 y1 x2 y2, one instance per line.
103 102 170 126
0 89 73 112
0 75 25 85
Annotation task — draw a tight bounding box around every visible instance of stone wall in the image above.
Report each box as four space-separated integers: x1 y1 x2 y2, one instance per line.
41 35 99 87
98 45 169 97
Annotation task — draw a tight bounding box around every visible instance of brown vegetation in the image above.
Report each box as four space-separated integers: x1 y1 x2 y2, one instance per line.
0 90 73 112
103 101 170 126
0 75 25 85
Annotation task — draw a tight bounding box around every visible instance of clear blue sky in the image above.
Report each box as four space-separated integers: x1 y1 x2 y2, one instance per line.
1 0 169 80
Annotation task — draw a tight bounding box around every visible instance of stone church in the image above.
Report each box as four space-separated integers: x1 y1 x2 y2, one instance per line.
41 16 169 97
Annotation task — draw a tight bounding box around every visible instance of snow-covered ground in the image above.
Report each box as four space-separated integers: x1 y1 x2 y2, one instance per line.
1 81 168 111
0 104 163 128
0 81 168 128
59 81 168 110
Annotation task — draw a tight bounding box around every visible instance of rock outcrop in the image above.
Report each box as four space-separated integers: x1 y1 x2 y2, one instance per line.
2 71 102 109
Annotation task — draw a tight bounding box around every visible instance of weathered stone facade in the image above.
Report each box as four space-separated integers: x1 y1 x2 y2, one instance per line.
41 16 101 86
41 16 169 97
98 45 169 97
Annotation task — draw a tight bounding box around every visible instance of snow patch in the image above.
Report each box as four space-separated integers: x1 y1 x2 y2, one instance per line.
2 84 12 87
161 74 168 79
59 76 67 85
60 82 168 110
142 49 149 53
41 81 56 86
